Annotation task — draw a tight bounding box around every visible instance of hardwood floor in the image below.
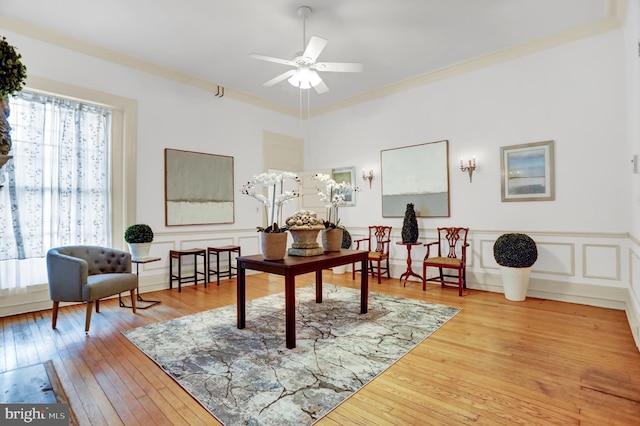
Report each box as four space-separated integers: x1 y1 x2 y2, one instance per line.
1 272 639 425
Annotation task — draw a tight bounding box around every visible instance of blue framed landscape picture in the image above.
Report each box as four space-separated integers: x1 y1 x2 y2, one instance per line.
500 140 554 202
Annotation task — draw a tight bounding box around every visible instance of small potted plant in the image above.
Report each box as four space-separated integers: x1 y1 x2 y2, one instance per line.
124 224 154 260
493 233 538 301
0 36 28 158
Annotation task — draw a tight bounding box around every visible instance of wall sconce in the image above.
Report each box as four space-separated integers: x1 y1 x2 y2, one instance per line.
460 157 477 182
362 168 374 188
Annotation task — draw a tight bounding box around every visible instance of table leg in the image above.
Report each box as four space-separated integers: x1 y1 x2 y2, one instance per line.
169 254 174 289
315 269 322 303
237 265 246 329
361 258 368 313
285 272 296 349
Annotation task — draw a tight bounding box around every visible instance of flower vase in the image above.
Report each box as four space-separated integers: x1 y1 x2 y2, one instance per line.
322 228 343 252
261 232 288 261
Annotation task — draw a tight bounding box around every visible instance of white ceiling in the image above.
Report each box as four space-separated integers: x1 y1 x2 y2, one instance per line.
0 0 617 113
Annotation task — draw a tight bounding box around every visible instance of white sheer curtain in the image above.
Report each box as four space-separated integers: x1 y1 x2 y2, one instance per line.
0 91 112 290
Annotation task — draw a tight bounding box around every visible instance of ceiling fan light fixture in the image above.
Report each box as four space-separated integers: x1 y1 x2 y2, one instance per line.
251 4 362 96
287 67 321 89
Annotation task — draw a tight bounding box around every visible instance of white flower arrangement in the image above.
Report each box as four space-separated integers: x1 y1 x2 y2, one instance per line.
241 172 300 232
313 173 358 229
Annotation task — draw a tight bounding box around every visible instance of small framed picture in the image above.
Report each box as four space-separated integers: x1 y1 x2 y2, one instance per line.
332 166 356 207
500 140 554 202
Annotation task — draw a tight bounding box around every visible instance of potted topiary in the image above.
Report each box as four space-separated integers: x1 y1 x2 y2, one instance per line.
124 224 154 260
0 36 28 160
493 233 538 301
401 203 419 243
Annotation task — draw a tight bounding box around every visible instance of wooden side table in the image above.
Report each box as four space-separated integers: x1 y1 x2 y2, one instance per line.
119 257 162 309
396 242 425 287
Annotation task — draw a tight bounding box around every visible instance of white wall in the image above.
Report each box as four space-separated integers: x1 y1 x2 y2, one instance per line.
307 29 628 233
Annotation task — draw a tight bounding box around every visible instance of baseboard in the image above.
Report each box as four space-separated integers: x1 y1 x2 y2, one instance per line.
468 271 627 310
388 264 629 310
625 288 640 351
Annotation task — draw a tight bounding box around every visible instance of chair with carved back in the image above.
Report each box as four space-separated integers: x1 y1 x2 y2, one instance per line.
352 225 392 284
423 227 469 296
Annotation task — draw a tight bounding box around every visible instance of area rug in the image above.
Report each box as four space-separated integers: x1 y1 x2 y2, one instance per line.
123 284 461 425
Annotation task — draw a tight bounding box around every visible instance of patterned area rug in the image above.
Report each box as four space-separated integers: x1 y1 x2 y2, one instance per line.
123 284 461 425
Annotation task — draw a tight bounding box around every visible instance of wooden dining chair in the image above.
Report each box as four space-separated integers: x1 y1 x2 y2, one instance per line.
352 225 392 284
423 227 469 296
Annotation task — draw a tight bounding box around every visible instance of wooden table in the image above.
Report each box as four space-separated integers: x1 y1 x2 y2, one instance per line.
396 242 425 287
237 249 369 349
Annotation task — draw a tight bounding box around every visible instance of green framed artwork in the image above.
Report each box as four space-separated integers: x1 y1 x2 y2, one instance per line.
164 148 234 225
381 140 450 217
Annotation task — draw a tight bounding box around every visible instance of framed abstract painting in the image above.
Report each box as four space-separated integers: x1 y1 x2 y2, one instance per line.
165 148 234 225
381 140 450 217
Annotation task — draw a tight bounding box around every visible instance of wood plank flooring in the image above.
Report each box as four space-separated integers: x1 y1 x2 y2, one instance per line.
1 272 639 425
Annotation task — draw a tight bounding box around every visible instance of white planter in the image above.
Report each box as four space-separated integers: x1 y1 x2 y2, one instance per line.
332 265 347 274
127 242 151 260
499 266 532 301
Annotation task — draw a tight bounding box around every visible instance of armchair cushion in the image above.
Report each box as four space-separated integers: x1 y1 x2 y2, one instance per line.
84 273 138 301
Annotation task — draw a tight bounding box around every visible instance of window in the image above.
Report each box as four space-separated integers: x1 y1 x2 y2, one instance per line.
0 91 112 290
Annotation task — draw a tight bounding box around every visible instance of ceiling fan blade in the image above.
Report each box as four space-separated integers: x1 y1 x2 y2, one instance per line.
313 79 329 94
313 62 364 73
303 36 328 62
263 70 297 87
249 53 296 67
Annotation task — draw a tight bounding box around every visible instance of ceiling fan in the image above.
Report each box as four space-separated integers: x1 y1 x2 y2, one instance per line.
249 5 363 94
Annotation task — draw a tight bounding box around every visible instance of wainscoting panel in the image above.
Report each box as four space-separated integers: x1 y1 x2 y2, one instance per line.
239 234 260 257
479 239 499 269
0 227 634 327
535 242 575 276
583 244 620 280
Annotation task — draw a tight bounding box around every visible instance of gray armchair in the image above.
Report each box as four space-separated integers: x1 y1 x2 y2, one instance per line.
46 245 138 332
